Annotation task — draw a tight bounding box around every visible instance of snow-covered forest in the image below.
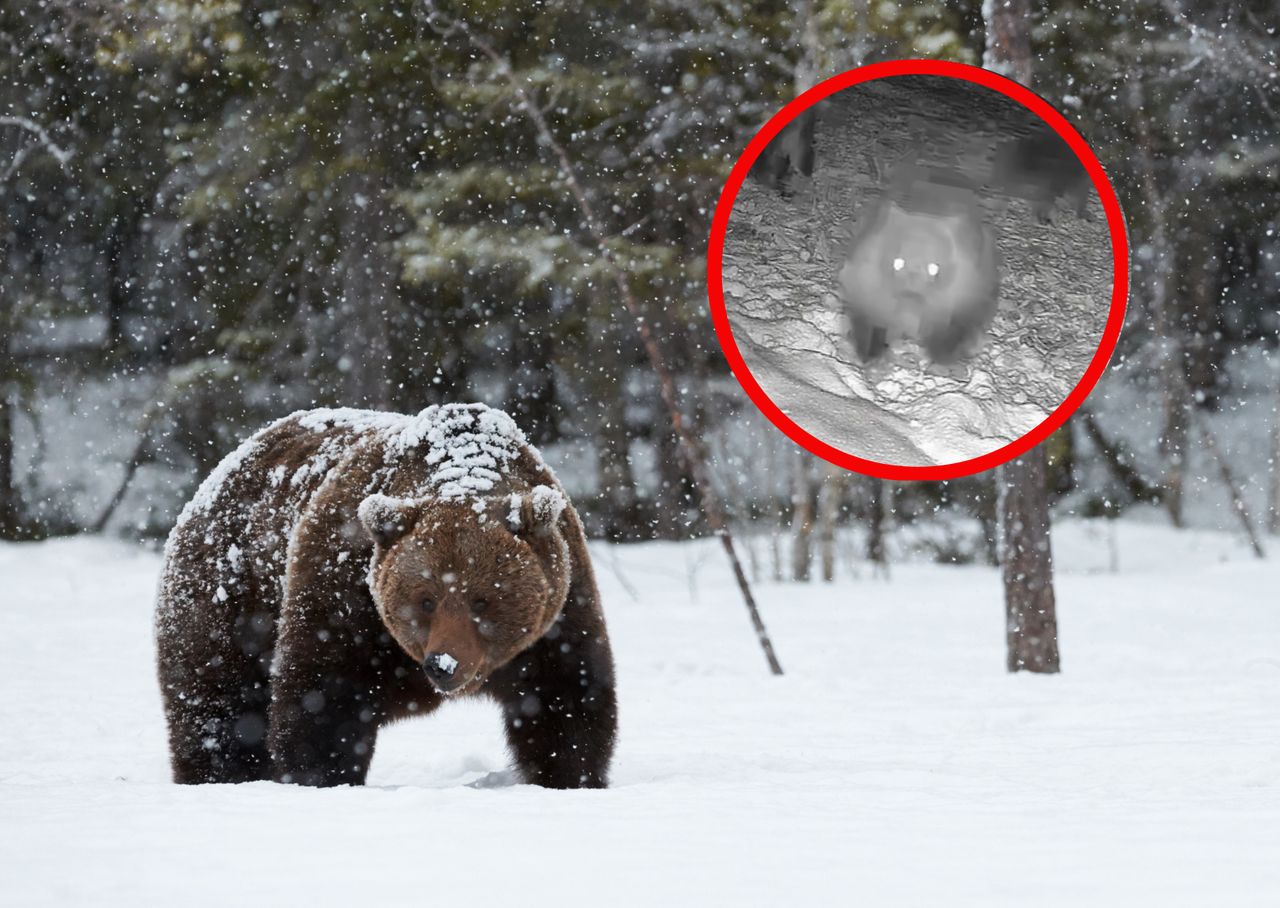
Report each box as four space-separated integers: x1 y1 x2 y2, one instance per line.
2 0 1278 904
1 0 1273 546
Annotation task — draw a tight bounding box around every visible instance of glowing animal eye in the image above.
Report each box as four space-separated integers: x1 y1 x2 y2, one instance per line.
421 599 436 613
892 257 905 271
926 262 940 277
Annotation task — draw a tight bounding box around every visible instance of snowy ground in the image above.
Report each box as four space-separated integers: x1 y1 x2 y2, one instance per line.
2 520 1277 906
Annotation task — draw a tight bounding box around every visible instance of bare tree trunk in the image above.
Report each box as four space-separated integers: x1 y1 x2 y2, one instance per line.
767 438 784 582
593 333 640 540
105 217 130 353
1198 420 1265 558
652 416 696 537
507 294 559 445
0 296 20 538
982 0 1033 80
0 390 17 538
1045 425 1076 498
976 475 999 566
851 0 871 67
795 0 822 93
1160 223 1222 527
1182 225 1225 409
338 203 393 409
986 0 1060 675
866 477 889 578
998 454 1061 673
791 452 814 582
1162 382 1189 527
337 101 393 410
817 464 843 582
745 531 761 584
1271 379 1280 535
1130 82 1187 528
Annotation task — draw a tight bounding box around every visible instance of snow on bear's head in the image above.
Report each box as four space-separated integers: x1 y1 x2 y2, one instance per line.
357 486 570 696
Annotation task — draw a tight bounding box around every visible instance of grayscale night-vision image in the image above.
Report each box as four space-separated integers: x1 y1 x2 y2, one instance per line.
724 75 1113 466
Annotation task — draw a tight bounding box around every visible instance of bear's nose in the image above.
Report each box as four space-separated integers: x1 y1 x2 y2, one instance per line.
423 651 462 692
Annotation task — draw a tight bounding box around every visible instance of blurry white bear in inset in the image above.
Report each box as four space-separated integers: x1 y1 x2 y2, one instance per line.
837 162 1000 364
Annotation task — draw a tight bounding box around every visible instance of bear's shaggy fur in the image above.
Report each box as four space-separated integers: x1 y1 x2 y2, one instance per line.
155 403 617 788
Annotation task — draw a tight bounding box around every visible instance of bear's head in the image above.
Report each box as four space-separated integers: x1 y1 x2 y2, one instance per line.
357 486 571 695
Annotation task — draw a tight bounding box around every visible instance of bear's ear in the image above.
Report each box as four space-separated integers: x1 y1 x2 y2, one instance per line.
504 484 567 536
357 494 421 549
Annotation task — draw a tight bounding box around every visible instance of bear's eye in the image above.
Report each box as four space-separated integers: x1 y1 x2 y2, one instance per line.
421 599 436 613
471 598 489 614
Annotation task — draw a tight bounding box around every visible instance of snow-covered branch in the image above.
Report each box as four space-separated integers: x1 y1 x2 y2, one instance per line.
0 115 73 180
1158 0 1280 120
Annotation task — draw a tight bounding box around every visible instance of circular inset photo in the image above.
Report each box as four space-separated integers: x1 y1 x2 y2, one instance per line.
709 61 1128 479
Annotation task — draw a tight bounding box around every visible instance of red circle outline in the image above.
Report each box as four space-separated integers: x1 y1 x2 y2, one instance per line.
707 59 1130 480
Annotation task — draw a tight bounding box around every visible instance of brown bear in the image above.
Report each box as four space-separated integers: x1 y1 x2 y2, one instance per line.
155 403 617 788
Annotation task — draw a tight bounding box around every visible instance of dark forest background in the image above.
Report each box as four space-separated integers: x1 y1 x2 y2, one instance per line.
2 0 1277 578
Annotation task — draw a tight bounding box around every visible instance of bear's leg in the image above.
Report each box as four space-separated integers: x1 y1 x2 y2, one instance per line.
849 313 888 362
491 601 617 789
921 318 978 364
165 679 274 784
268 666 383 787
158 612 275 784
790 115 815 179
1071 182 1091 220
795 139 815 178
1031 191 1055 224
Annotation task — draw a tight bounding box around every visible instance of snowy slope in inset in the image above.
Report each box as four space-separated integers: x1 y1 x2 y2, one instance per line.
1 522 1277 906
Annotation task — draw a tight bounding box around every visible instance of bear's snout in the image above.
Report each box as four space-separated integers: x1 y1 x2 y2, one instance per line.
423 651 462 692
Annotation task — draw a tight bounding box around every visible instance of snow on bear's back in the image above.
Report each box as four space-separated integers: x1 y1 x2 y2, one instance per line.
170 403 547 539
301 402 548 501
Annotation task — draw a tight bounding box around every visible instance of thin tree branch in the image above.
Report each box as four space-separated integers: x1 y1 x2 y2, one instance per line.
0 116 73 171
1077 410 1165 505
91 395 168 533
1197 418 1266 559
